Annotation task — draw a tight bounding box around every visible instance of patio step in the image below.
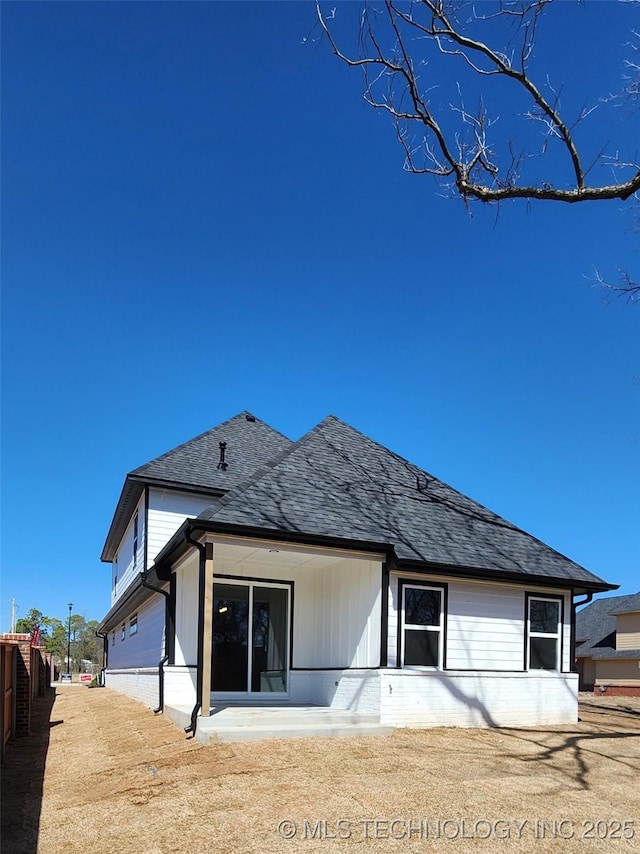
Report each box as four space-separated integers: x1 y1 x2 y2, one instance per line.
164 704 394 744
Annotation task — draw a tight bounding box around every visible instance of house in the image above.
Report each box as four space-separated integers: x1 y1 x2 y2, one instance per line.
575 592 640 696
98 411 616 737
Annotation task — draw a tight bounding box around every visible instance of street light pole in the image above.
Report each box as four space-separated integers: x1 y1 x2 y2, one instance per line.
67 602 73 680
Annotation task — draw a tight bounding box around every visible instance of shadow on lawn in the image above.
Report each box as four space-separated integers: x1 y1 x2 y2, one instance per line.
579 701 640 718
430 674 640 794
1 689 57 854
497 700 640 793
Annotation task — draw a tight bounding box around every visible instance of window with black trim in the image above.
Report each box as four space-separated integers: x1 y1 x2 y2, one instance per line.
401 583 445 668
121 622 126 642
527 596 561 670
129 614 138 637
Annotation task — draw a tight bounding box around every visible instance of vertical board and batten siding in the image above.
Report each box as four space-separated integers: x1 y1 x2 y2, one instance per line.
111 492 147 606
107 593 165 670
200 550 383 670
174 553 200 667
146 489 216 566
388 573 572 672
295 558 381 669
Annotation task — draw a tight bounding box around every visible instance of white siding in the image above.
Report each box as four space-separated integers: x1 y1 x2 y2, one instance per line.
107 593 165 670
111 492 146 606
387 576 399 667
294 558 381 668
447 580 525 670
147 488 215 566
211 551 382 670
174 553 200 667
388 573 572 674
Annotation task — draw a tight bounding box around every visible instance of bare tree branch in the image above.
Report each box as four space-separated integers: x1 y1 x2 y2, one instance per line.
317 0 640 205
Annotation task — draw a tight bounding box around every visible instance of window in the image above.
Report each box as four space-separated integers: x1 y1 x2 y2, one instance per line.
400 583 445 669
112 632 115 647
129 614 138 636
133 511 139 569
527 595 561 670
114 554 118 595
121 623 126 641
114 574 118 596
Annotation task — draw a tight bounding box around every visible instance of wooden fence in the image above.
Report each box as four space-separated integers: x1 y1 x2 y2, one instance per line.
0 633 53 763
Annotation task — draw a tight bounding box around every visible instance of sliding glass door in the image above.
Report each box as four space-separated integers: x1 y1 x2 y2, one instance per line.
212 581 289 694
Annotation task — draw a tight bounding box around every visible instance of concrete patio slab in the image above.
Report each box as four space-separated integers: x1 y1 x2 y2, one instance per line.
164 703 394 744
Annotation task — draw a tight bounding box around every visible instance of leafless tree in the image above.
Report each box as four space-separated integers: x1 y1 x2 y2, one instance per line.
316 0 639 301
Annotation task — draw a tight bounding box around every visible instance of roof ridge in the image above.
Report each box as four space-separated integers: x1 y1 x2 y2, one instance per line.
130 411 283 474
200 416 332 519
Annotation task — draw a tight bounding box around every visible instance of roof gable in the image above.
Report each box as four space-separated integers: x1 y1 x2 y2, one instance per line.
101 411 292 561
198 415 610 588
131 411 291 490
576 592 640 656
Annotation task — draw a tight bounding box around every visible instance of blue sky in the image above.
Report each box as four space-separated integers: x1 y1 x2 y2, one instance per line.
2 1 638 628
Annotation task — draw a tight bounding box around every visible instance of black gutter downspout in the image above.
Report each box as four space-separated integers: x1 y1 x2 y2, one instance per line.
141 572 173 714
154 655 169 714
184 526 207 737
571 591 594 672
95 631 108 686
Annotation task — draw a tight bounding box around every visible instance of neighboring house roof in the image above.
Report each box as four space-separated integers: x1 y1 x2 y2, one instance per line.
185 415 613 592
101 411 292 561
575 592 640 659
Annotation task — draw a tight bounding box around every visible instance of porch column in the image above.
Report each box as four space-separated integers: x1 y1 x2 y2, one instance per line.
199 542 214 717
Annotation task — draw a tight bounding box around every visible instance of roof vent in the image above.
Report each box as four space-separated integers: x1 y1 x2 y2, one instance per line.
217 442 228 471
245 414 256 422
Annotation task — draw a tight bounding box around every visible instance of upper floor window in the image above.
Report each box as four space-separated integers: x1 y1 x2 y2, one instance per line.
133 511 139 569
400 582 446 669
129 614 138 636
121 623 126 641
527 595 561 670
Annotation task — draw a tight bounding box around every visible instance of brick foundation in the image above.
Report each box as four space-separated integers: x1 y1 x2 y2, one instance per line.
594 685 640 697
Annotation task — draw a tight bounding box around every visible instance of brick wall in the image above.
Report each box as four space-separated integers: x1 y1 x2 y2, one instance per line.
0 633 52 739
1 634 32 737
596 685 640 697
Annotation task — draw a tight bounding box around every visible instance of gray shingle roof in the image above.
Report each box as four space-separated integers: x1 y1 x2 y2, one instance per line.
197 415 612 589
130 411 291 490
576 592 640 658
101 411 292 561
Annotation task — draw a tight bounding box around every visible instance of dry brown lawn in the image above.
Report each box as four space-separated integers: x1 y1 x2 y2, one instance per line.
2 686 639 853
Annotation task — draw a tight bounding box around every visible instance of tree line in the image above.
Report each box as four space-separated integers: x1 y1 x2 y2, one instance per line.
15 608 102 672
